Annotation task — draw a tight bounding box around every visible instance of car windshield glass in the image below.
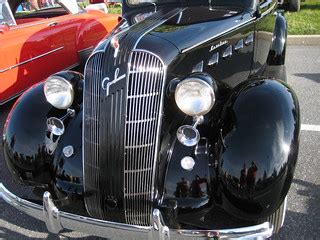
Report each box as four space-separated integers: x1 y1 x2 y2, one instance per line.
14 0 84 16
0 1 16 26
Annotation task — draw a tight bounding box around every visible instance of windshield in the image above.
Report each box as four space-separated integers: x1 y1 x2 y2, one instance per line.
14 0 84 16
0 0 16 26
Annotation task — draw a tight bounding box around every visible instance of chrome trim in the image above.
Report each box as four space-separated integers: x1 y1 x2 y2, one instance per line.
182 17 254 53
222 45 233 59
260 0 277 17
82 51 105 218
192 61 204 73
48 22 58 27
281 197 287 227
177 125 200 147
124 49 166 226
11 14 74 30
0 47 64 73
132 8 185 51
245 33 254 46
208 52 219 66
0 61 78 105
0 183 274 239
234 39 244 51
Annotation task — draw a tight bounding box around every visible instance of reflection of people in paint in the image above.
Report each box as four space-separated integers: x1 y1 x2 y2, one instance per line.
240 164 247 189
246 161 258 199
190 175 202 197
175 176 208 198
175 178 189 198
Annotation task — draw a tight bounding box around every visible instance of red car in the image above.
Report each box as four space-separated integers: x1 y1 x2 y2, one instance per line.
0 0 119 105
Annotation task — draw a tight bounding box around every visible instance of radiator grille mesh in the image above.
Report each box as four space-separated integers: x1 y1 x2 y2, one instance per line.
83 50 165 226
124 51 165 226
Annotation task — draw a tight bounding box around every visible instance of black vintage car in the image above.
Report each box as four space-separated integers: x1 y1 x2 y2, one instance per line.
0 0 300 239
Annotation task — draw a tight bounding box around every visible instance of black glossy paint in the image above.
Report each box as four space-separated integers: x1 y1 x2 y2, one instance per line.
3 83 57 186
217 79 300 220
2 0 298 231
162 139 211 209
151 7 253 53
267 13 287 66
2 71 84 189
253 0 277 74
53 108 84 199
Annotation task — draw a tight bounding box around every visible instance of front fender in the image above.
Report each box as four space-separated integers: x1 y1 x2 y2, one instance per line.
2 83 57 186
267 13 287 66
2 80 83 189
217 78 300 220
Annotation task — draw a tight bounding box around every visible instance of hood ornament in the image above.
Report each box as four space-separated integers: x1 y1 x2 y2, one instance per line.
111 36 120 58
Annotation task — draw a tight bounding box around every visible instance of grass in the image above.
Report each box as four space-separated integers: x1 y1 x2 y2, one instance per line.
80 1 319 34
285 0 320 34
107 5 122 14
79 1 122 14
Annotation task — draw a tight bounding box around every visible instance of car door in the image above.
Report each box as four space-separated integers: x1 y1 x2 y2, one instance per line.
252 0 277 74
0 2 67 103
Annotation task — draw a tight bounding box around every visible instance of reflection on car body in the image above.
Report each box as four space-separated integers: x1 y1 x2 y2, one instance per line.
0 0 300 239
0 0 119 104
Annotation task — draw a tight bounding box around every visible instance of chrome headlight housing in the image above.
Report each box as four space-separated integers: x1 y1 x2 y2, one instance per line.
44 76 74 109
175 76 215 116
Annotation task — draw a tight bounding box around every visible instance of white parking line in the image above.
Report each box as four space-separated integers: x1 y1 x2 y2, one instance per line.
301 124 320 132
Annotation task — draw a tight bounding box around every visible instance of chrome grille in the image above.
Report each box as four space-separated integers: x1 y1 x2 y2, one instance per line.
83 49 165 226
124 50 165 226
83 52 105 219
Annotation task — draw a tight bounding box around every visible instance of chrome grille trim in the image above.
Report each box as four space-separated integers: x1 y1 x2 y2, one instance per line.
83 49 166 226
124 50 166 226
83 51 105 219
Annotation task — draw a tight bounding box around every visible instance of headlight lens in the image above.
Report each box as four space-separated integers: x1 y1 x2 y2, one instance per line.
175 78 215 116
44 76 74 109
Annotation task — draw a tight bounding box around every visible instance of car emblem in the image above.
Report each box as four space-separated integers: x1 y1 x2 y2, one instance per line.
209 40 228 52
101 68 126 96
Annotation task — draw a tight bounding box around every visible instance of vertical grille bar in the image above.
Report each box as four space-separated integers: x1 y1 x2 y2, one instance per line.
83 52 104 219
124 50 165 226
83 49 165 226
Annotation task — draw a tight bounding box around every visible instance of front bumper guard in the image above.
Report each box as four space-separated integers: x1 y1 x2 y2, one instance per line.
0 183 273 239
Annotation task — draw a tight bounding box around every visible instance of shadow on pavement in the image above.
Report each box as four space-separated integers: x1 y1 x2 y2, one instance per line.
294 73 320 83
274 178 320 239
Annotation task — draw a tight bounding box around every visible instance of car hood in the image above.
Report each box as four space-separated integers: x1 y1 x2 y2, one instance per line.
146 6 253 53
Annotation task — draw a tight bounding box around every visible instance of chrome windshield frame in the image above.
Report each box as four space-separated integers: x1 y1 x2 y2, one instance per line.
0 0 16 26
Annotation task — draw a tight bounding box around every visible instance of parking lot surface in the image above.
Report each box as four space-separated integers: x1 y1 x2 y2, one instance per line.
0 45 319 239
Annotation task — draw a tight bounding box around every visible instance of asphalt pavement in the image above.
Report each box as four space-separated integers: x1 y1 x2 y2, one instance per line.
0 45 319 239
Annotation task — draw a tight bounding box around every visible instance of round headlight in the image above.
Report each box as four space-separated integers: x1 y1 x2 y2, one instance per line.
175 77 215 116
44 76 74 109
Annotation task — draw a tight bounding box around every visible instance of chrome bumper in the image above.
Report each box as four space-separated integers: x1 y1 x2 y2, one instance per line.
0 183 273 239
